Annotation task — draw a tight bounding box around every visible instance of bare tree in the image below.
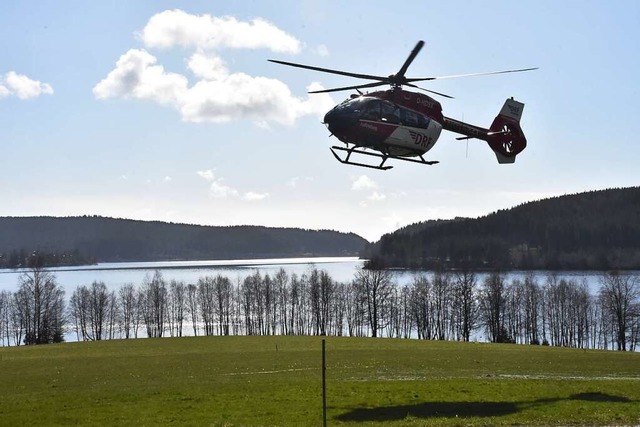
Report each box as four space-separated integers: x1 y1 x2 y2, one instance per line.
504 280 524 344
89 281 109 340
240 272 262 336
198 276 216 336
522 274 541 344
0 291 10 346
213 275 232 336
290 273 310 335
354 268 394 337
9 292 25 345
398 285 413 339
140 271 167 338
386 287 403 338
409 275 432 340
480 273 508 343
452 270 478 342
274 268 290 335
119 283 137 339
308 269 335 336
69 286 90 340
263 274 277 335
15 266 65 344
600 271 640 351
332 282 347 336
344 280 366 337
431 271 451 340
185 284 199 336
168 280 186 337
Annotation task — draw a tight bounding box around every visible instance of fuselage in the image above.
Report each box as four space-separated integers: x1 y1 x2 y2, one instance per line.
323 90 444 157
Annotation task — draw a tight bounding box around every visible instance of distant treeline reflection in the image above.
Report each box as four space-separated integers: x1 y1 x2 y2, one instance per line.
0 249 95 269
1 266 638 351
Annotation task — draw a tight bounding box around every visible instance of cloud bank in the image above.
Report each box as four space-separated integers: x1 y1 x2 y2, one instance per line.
0 72 53 99
94 9 333 125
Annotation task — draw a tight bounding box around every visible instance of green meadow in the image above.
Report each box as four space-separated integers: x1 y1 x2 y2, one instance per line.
1 336 639 426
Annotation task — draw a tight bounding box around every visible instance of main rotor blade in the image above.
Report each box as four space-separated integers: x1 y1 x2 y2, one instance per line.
268 59 388 82
308 81 388 94
406 67 538 82
405 83 454 99
396 40 425 79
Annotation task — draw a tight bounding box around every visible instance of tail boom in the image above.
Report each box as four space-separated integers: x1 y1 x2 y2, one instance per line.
442 98 527 164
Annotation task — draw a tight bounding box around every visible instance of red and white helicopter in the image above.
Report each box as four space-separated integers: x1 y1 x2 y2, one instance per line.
270 41 536 170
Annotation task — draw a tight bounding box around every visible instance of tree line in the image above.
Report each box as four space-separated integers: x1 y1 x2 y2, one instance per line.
0 249 95 269
0 216 367 264
1 266 638 351
365 187 640 270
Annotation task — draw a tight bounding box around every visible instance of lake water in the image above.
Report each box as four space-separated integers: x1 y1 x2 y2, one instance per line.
0 256 622 295
0 257 364 293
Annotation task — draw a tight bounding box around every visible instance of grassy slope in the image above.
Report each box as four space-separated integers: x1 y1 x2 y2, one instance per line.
1 337 639 426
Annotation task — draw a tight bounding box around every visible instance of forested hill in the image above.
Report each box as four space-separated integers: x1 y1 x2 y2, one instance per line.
364 187 640 270
0 216 368 266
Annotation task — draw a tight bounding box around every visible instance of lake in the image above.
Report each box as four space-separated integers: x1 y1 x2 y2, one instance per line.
0 257 364 294
0 256 620 295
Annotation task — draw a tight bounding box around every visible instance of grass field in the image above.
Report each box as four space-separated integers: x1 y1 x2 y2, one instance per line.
1 336 639 426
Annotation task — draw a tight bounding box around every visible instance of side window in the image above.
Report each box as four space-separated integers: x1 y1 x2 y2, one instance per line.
403 109 418 126
362 100 381 120
417 114 430 129
381 102 400 124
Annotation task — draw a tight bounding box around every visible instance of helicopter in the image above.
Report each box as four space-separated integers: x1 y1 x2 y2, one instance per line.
269 41 536 170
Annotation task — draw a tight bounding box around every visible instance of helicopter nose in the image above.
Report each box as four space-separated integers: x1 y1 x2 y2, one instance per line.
323 108 337 124
324 108 355 133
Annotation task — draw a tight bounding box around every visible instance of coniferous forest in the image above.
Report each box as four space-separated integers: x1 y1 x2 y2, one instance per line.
364 187 640 270
0 216 368 267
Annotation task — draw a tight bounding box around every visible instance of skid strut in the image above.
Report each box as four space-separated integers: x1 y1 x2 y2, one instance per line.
330 146 439 170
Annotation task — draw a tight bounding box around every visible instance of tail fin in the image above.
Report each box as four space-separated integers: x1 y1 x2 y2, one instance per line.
487 98 527 164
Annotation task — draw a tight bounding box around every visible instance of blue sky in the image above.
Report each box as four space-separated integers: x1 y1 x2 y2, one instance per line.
1 1 639 241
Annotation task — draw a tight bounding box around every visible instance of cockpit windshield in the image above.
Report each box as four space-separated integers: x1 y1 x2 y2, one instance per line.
329 96 431 129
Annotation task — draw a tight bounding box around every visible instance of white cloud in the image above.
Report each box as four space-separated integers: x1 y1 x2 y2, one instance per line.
316 44 329 57
352 175 386 203
187 50 229 80
351 175 378 191
197 169 238 198
93 49 188 105
196 170 214 181
163 176 172 182
286 176 314 187
1 71 53 99
179 74 332 124
139 9 301 53
94 11 335 125
242 191 270 201
197 170 268 202
368 191 387 201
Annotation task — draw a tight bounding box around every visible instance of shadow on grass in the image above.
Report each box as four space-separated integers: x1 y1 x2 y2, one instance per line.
335 392 633 422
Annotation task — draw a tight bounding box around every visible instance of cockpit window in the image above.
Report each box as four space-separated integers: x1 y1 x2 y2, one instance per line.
361 99 381 120
334 96 431 129
403 110 418 126
381 101 400 124
335 98 354 110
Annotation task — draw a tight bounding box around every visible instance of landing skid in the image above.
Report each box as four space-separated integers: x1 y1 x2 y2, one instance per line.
330 146 439 171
